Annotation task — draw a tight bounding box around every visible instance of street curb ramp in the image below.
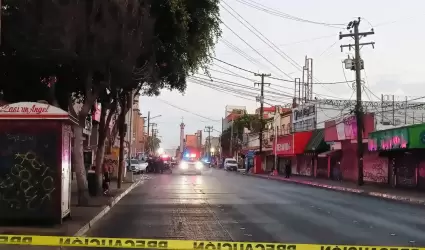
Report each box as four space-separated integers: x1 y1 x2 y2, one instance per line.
73 178 143 237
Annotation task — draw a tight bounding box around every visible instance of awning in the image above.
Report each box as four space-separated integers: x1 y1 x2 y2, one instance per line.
318 149 341 158
304 129 329 152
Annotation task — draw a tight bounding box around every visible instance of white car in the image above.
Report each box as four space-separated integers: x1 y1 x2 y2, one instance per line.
127 159 148 174
224 158 238 171
178 159 203 175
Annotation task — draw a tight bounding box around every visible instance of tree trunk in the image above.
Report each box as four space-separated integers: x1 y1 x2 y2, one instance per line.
117 96 127 189
72 125 90 206
94 103 108 195
94 130 106 193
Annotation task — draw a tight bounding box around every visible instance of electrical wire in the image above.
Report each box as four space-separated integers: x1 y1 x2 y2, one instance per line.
190 79 279 107
219 20 292 78
319 41 339 57
221 1 302 76
220 38 265 69
212 57 256 74
212 57 353 85
189 77 290 104
191 74 295 98
209 62 348 100
235 0 346 28
277 34 336 47
156 99 222 122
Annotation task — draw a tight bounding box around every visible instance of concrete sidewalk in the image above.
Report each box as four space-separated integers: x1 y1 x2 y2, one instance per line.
0 174 148 249
245 172 425 206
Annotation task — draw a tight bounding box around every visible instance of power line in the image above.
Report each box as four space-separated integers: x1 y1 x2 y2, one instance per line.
212 57 353 85
220 38 266 70
235 0 346 28
209 60 349 99
191 74 294 98
221 1 301 76
156 99 222 122
212 57 255 74
219 19 292 78
189 77 288 104
189 78 280 106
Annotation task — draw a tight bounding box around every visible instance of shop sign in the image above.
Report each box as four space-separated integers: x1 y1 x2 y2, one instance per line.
276 142 291 152
0 103 50 114
369 127 408 151
274 135 293 155
0 102 71 120
274 131 312 155
406 124 425 149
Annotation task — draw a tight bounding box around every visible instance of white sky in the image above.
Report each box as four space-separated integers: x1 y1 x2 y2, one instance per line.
139 0 425 149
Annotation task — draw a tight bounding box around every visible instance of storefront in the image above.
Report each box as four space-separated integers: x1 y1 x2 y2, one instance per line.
369 124 425 189
324 113 375 182
273 131 312 175
303 129 330 177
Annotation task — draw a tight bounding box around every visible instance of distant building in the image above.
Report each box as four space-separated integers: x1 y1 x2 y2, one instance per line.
225 105 246 117
223 105 246 131
255 106 276 119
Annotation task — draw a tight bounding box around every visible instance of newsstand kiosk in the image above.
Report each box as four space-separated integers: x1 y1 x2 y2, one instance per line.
0 102 77 225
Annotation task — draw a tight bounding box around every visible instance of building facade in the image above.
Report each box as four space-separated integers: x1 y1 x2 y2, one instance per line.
223 105 246 131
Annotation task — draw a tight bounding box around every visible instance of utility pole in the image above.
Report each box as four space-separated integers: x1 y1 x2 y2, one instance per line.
229 121 233 157
145 111 150 154
204 126 213 158
254 73 271 154
151 123 157 154
340 17 374 186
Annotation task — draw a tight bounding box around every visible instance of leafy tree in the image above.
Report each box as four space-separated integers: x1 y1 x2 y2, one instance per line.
0 0 156 204
220 114 273 155
0 0 221 203
146 136 161 154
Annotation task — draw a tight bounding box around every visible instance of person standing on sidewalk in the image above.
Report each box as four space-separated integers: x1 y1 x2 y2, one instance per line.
102 163 111 195
284 162 291 178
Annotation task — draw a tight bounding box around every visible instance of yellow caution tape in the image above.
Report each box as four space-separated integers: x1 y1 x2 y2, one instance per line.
0 235 423 250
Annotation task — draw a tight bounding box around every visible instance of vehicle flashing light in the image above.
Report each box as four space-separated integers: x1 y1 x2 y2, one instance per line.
190 153 196 157
185 153 190 157
180 162 188 169
195 161 203 169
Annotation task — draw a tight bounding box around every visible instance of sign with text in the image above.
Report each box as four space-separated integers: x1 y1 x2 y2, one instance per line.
273 131 312 156
325 113 375 142
0 102 69 119
407 124 425 149
274 135 293 155
369 127 409 151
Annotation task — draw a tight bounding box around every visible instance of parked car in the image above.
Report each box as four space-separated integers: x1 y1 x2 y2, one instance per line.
224 158 238 171
127 159 148 174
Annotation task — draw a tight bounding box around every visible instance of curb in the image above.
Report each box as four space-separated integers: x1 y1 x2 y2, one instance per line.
246 173 425 206
73 178 143 237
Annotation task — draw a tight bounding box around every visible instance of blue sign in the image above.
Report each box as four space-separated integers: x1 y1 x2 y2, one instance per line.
246 151 255 158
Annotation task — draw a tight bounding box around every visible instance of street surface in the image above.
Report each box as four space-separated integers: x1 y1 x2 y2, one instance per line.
85 169 425 246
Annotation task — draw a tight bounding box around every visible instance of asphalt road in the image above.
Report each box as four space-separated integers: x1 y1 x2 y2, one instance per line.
85 168 425 247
